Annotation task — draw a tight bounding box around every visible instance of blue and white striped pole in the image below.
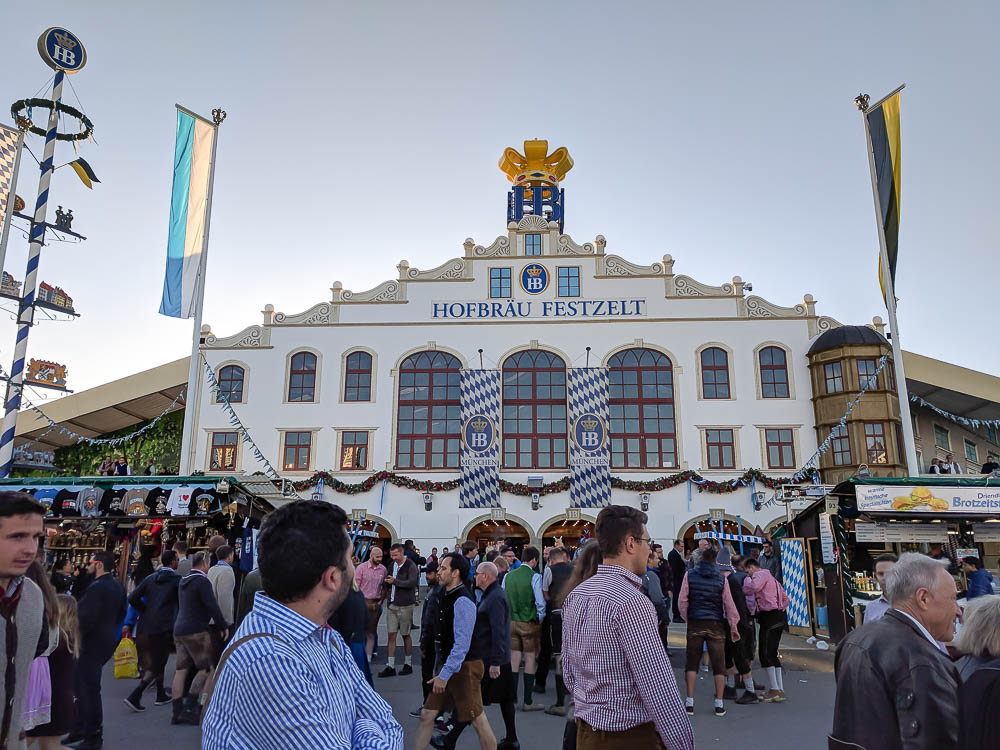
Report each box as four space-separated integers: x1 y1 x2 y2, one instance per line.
0 70 65 476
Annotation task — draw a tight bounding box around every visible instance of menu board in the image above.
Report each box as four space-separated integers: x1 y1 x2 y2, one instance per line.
854 521 949 543
972 523 1000 542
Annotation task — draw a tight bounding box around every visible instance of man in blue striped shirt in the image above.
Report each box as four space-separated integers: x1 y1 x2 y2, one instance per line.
202 500 403 749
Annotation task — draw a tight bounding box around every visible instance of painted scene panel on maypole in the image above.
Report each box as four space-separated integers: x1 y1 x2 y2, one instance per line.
159 107 216 318
866 91 901 305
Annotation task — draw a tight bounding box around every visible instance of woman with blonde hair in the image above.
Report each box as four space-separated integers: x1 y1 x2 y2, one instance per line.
954 594 1000 749
27 594 80 749
22 562 59 735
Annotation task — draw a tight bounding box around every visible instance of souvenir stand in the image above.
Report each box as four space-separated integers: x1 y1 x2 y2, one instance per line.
0 474 284 584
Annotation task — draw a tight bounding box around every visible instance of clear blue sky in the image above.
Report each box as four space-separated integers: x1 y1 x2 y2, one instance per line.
1 1 996 399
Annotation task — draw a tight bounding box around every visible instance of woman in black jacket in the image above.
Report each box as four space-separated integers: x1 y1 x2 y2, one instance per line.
954 595 1000 749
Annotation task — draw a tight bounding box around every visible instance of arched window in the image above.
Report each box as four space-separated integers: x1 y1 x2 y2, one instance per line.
502 350 567 469
344 351 373 402
396 351 461 469
700 347 730 399
216 365 245 403
287 352 317 402
608 348 676 469
759 346 789 398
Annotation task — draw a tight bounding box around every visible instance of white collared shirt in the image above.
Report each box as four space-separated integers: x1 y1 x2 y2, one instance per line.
893 608 948 653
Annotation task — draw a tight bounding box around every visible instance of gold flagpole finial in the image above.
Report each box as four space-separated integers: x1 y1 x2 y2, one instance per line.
854 93 870 112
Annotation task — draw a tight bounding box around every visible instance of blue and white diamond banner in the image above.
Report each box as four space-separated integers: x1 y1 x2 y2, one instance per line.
460 370 500 508
779 538 810 628
568 368 612 508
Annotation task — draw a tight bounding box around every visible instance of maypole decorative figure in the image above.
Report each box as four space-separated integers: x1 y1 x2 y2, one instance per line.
0 27 89 477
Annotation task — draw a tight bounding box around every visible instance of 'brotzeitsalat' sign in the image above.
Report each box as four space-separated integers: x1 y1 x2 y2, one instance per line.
856 485 1000 514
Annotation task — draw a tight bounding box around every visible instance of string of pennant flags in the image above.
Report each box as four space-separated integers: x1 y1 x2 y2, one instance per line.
909 393 1000 430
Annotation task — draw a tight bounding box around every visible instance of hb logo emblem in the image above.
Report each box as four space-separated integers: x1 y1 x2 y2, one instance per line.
520 264 549 294
463 415 496 453
574 414 607 452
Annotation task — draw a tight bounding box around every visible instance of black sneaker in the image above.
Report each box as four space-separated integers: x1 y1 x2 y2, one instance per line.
722 686 738 700
409 706 424 718
715 705 727 717
435 716 454 732
123 695 145 713
429 735 451 750
378 666 397 678
498 739 521 750
154 693 172 706
685 703 694 716
736 690 759 704
400 664 413 676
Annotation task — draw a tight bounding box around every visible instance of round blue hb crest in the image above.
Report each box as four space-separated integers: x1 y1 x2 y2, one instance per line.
573 413 607 452
519 263 549 294
463 414 496 453
37 28 87 74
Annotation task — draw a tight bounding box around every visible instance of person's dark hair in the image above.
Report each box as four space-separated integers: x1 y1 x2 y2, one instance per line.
731 554 743 568
875 553 898 565
172 541 188 555
674 539 683 547
485 549 499 562
54 556 72 573
565 541 603 601
744 557 761 571
964 556 983 569
93 550 115 573
0 491 45 522
461 540 479 556
595 504 648 557
521 545 540 565
389 543 405 553
216 544 233 561
424 560 438 574
160 549 178 568
405 539 414 547
651 543 663 553
443 551 470 582
26 560 59 629
549 547 569 562
191 551 208 569
258 500 350 603
207 534 226 553
701 547 718 564
500 545 513 555
763 540 773 548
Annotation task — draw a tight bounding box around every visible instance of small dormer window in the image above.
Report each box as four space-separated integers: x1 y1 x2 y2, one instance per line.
524 234 542 256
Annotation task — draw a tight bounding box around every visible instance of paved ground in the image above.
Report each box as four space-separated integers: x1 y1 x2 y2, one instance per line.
98 621 837 749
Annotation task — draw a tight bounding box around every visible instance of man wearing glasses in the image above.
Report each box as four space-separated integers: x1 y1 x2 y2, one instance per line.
561 506 693 750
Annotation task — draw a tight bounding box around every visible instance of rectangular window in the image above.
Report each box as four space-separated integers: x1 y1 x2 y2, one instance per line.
864 423 888 464
210 432 238 471
489 268 511 298
934 425 950 449
340 431 369 470
831 424 851 466
764 428 795 469
988 425 997 444
282 431 312 471
857 359 878 390
705 429 735 469
557 267 580 297
524 233 542 256
965 439 978 463
824 362 844 394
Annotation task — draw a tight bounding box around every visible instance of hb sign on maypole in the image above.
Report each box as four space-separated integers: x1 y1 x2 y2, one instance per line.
159 105 225 475
0 28 87 477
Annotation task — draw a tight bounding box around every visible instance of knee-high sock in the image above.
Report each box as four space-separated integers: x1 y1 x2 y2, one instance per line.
523 673 535 704
555 675 567 707
765 666 778 691
501 700 518 741
775 667 784 691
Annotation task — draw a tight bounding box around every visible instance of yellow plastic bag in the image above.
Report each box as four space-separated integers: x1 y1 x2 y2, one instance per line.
113 636 139 679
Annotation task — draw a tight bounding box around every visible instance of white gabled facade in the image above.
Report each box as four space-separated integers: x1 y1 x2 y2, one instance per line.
192 210 842 552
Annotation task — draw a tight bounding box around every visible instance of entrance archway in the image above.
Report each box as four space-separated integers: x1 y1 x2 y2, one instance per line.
681 516 757 555
350 515 395 561
539 515 596 554
465 518 531 555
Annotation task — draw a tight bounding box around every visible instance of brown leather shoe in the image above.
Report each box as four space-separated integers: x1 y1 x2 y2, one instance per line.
761 690 782 702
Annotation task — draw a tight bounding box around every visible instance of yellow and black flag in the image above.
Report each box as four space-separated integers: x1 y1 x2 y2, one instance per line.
67 157 100 189
864 88 901 305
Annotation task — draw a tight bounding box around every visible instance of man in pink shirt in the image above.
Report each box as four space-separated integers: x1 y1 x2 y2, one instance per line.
677 547 740 716
355 546 388 659
742 557 788 702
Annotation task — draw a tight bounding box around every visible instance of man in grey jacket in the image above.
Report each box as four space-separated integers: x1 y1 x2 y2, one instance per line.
377 543 418 677
0 493 45 750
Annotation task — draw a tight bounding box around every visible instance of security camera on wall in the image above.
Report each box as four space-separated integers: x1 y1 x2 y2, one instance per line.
423 492 433 511
531 492 540 511
639 492 650 512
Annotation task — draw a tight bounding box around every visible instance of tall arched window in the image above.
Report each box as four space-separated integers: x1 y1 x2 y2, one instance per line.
502 350 567 469
216 365 245 403
700 347 730 399
396 351 461 469
759 346 789 398
288 352 317 402
344 351 373 402
608 348 676 469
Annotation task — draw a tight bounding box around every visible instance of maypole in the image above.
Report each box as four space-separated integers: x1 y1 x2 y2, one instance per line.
0 28 89 477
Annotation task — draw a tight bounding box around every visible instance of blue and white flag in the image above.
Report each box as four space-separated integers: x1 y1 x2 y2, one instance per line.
568 368 612 508
460 370 501 508
159 107 217 318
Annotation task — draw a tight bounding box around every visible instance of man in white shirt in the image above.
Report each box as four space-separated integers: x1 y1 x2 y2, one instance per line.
862 553 897 624
942 454 962 474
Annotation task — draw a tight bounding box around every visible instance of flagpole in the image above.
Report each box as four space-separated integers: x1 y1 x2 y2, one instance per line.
859 88 920 477
178 109 224 475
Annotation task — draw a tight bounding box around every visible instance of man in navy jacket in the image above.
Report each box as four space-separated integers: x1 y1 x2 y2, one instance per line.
124 550 180 711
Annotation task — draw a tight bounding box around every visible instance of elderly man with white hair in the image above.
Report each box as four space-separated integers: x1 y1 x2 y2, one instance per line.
828 552 962 750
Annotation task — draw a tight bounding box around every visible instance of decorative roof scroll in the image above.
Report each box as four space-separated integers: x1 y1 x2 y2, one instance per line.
672 275 735 297
742 295 807 318
334 279 406 303
555 234 596 255
402 258 471 282
272 302 339 326
598 254 665 277
203 325 271 349
468 236 512 258
809 315 844 339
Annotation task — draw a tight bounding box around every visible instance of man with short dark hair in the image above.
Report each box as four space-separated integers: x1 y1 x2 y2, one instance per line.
356 546 387 659
462 541 481 586
410 560 442 719
760 540 782 583
963 556 994 599
75 549 127 748
379 543 418 677
171 551 228 724
124 549 180 711
562 505 693 749
668 539 687 623
535 547 572 696
0 492 46 749
209 544 236 629
202 501 401 748
830 552 962 749
173 541 191 577
503 545 545 711
863 553 897 623
412 552 496 750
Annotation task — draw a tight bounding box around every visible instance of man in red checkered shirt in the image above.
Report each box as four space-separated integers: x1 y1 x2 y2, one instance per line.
561 505 694 750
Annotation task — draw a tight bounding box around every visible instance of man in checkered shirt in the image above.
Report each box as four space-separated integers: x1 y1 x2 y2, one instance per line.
562 505 694 750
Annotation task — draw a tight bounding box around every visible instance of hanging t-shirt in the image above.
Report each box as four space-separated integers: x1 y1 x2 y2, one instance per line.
193 491 220 516
32 488 59 518
100 488 127 515
167 486 195 516
240 520 258 572
145 488 170 516
77 487 103 518
125 488 150 517
53 489 79 516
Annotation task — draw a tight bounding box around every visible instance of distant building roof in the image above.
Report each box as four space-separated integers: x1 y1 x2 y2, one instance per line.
807 325 888 355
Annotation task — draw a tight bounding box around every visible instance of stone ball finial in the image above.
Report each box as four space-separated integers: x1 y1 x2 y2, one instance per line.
264 304 274 313
803 293 814 302
200 324 211 335
332 281 343 290
732 275 743 284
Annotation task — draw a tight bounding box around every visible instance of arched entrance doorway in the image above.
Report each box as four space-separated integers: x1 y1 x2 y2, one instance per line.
350 516 393 561
682 517 757 555
540 517 595 554
466 518 530 555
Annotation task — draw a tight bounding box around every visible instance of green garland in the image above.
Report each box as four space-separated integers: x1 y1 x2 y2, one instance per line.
289 467 810 497
10 98 95 142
